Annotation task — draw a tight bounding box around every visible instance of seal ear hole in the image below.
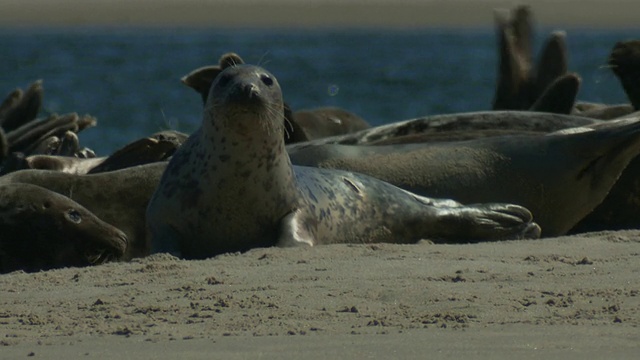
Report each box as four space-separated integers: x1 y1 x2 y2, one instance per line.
42 201 51 209
65 209 82 224
260 75 274 86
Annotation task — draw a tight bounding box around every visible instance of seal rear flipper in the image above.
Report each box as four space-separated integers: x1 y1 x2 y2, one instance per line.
529 73 580 114
430 203 540 242
609 40 640 110
277 209 316 247
534 31 569 98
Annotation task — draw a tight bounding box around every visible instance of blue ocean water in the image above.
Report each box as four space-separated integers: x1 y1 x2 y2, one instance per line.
0 27 636 155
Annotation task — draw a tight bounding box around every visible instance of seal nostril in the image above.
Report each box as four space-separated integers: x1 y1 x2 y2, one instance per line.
244 84 258 98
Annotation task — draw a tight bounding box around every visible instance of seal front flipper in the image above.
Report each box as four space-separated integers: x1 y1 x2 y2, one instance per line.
148 221 183 258
277 209 317 248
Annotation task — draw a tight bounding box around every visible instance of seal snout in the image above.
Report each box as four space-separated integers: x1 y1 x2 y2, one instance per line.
227 81 262 106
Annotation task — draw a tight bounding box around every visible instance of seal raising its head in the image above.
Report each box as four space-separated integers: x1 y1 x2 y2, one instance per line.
147 64 539 259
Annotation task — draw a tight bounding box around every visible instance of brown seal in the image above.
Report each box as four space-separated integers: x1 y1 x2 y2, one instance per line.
0 183 127 273
0 162 166 259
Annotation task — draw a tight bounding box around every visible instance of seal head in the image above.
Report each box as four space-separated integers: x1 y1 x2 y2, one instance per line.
149 65 305 258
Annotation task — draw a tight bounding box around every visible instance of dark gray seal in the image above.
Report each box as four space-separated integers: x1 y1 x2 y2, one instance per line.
147 64 540 259
0 183 127 273
608 39 640 111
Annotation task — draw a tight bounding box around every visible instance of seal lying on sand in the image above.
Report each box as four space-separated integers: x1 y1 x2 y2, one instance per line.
0 183 127 273
147 64 540 259
289 118 640 237
0 162 165 259
284 111 600 147
0 130 187 175
285 105 370 142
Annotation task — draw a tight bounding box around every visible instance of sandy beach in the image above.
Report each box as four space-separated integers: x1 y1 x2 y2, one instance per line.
1 0 640 358
1 231 639 358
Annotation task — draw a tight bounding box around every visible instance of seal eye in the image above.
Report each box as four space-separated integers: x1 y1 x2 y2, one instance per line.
66 209 82 224
260 74 274 86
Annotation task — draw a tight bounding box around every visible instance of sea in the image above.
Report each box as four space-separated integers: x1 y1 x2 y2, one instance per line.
0 27 637 155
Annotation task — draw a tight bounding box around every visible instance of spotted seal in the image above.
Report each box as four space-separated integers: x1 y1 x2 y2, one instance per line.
0 183 127 273
288 117 640 237
146 64 540 259
183 53 369 144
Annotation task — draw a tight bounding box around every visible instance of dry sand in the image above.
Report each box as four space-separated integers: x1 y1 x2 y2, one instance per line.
0 0 640 28
1 231 638 358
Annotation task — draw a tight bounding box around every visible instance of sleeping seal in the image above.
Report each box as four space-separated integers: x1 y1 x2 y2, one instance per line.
0 183 127 273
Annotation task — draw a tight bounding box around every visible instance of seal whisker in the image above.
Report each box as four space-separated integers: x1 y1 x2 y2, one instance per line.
257 51 271 67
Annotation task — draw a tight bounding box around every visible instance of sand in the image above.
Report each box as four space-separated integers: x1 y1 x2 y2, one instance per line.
1 231 638 358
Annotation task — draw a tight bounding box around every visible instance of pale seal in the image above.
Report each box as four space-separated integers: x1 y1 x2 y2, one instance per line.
0 183 127 273
288 117 640 237
146 64 540 259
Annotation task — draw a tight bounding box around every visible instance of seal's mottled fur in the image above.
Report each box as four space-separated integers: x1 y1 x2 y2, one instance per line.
147 65 539 259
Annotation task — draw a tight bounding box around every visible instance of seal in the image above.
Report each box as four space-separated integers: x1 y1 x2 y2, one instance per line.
0 130 187 176
287 106 370 140
284 111 600 147
183 53 369 143
608 39 640 110
288 117 640 237
0 162 166 259
0 152 105 175
0 183 127 273
146 64 540 259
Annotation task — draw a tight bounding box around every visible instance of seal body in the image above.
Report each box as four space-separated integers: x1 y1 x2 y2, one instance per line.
0 163 164 259
147 64 539 259
0 183 127 273
289 117 640 236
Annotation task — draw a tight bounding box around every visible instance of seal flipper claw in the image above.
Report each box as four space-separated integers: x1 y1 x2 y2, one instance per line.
432 203 539 242
277 209 316 248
